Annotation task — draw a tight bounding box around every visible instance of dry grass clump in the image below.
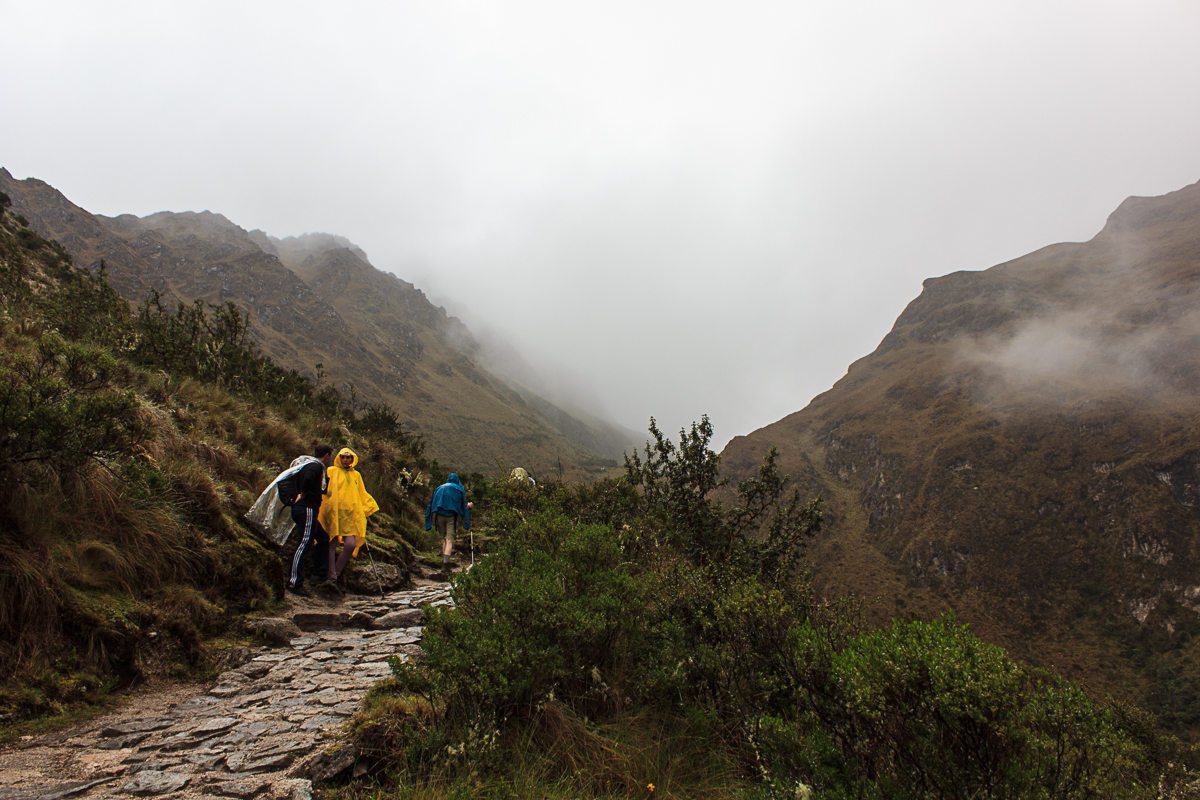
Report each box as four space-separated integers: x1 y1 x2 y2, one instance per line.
0 462 207 675
249 416 305 465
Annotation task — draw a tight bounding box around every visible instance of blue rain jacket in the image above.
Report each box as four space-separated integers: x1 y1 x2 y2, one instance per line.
425 473 471 531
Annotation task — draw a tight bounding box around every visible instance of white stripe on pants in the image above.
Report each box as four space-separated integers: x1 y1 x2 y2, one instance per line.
290 507 315 588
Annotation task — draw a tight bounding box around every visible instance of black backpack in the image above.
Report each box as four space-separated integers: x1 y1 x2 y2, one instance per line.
277 472 300 506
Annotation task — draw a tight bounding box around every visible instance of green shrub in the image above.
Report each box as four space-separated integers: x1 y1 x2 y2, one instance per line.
756 615 1160 798
0 333 151 473
393 510 654 733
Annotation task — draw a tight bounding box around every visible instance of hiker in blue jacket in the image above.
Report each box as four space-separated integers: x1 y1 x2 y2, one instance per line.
426 473 470 570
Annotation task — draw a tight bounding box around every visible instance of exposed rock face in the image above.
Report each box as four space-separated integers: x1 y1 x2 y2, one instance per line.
0 167 637 473
0 584 453 800
721 179 1200 725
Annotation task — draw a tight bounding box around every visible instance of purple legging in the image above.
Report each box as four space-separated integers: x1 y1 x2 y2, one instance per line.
328 536 357 580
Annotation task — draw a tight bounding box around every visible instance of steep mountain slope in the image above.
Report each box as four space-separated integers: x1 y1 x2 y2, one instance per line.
0 169 636 474
722 179 1200 731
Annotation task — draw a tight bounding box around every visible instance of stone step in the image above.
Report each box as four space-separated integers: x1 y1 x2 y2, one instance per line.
0 586 456 799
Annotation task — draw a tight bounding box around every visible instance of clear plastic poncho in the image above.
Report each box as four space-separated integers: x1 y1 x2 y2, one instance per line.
244 455 322 546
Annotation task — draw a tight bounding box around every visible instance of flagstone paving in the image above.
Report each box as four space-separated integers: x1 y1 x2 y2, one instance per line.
0 584 454 800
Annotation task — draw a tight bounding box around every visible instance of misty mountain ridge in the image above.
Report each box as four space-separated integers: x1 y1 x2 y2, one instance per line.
0 167 639 475
721 177 1200 733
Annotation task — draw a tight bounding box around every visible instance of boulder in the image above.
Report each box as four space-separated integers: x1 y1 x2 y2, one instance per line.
246 618 301 646
372 608 423 629
343 562 408 594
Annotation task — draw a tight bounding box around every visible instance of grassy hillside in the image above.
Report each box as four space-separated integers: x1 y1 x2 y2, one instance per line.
0 194 431 731
721 179 1200 736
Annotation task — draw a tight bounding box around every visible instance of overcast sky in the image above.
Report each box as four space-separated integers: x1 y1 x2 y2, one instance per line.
4 1 1199 448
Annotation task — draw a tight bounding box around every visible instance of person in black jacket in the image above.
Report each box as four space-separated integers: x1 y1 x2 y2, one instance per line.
286 444 335 597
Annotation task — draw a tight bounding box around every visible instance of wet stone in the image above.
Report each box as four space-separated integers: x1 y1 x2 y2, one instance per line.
101 718 175 737
236 663 271 679
160 732 215 752
209 778 269 798
98 731 151 750
253 741 315 759
185 751 228 768
194 716 240 735
299 715 339 731
238 721 275 737
178 695 226 711
362 652 393 663
216 671 251 685
35 778 115 800
239 752 297 773
127 760 177 774
121 770 191 796
233 690 277 707
374 608 423 629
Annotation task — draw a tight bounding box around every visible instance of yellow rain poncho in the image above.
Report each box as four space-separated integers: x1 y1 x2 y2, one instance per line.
318 448 379 557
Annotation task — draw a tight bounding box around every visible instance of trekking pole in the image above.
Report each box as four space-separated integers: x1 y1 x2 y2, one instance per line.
467 502 475 566
363 540 386 599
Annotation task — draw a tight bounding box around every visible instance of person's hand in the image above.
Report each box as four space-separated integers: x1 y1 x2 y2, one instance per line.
467 502 473 509
295 493 304 503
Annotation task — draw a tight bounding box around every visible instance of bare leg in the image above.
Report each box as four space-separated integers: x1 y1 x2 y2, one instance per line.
333 536 356 579
440 515 456 562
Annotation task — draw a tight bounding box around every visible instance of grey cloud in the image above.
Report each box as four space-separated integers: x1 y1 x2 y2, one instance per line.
3 1 1200 447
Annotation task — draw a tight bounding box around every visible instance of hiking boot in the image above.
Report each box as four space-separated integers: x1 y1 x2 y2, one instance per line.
287 584 312 598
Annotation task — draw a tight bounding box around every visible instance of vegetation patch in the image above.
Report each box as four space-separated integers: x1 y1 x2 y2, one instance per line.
342 418 1191 797
0 205 435 732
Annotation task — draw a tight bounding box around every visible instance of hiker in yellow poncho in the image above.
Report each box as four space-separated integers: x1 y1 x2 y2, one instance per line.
321 447 379 586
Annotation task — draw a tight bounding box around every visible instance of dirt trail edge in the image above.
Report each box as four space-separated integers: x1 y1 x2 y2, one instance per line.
0 581 454 800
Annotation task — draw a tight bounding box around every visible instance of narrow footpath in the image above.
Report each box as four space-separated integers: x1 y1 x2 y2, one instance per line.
0 575 455 800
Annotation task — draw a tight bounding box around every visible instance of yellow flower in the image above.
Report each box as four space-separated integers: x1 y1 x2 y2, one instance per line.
648 783 655 792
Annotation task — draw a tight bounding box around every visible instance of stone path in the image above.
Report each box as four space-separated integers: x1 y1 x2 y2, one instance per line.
0 583 454 800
